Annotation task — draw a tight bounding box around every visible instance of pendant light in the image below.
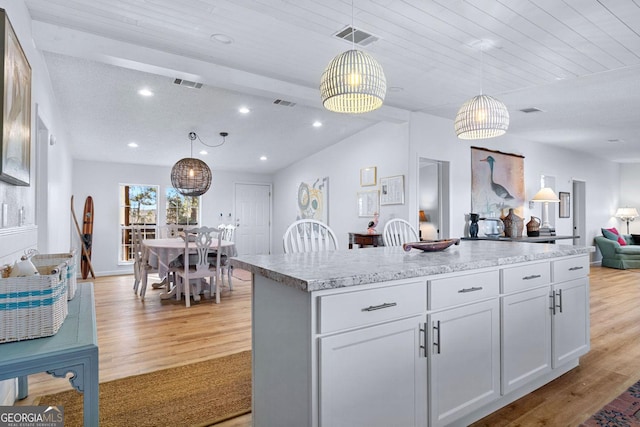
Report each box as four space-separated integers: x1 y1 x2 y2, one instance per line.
319 1 386 114
455 42 509 140
170 132 212 197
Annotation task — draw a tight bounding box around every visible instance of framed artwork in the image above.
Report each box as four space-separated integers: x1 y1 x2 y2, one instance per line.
0 10 31 186
380 175 405 205
471 147 525 218
296 176 329 223
360 166 377 186
559 192 570 218
357 190 379 217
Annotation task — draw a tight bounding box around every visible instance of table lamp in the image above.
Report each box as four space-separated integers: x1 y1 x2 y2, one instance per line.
615 207 639 234
531 187 560 229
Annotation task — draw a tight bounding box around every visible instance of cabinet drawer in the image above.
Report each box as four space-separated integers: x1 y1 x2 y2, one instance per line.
318 281 426 334
501 262 550 294
428 270 499 310
553 256 589 283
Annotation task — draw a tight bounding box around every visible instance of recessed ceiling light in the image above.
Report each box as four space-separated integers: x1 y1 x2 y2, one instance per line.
388 86 404 92
606 139 624 144
211 33 233 44
199 150 208 155
239 107 250 114
138 89 153 97
312 121 322 127
260 156 267 161
128 142 138 148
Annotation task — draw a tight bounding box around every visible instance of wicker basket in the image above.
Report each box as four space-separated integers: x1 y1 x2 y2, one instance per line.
31 251 77 300
0 263 69 343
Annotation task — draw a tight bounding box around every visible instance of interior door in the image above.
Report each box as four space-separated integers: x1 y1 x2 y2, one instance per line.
234 183 271 255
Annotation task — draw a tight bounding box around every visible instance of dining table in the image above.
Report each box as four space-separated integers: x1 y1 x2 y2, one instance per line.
140 237 237 302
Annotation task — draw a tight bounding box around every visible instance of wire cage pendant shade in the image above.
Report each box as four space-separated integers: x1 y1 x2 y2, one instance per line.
320 49 386 114
171 157 211 197
455 94 509 140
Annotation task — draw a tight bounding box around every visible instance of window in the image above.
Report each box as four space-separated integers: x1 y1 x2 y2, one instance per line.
166 188 200 225
119 184 159 264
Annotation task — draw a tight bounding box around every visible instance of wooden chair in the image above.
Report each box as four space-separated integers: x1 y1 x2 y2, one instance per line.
173 226 222 307
383 218 419 247
283 219 339 254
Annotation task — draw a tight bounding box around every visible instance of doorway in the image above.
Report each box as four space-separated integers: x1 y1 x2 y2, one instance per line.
418 158 450 239
572 180 586 246
234 183 272 255
35 109 49 251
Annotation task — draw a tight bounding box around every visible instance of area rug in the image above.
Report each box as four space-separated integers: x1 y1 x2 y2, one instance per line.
232 268 252 282
581 379 640 426
36 351 251 427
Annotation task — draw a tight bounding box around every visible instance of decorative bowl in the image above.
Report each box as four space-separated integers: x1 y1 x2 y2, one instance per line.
402 238 461 252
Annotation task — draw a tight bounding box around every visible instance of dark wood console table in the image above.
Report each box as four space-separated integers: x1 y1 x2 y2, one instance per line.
348 232 384 249
461 235 577 244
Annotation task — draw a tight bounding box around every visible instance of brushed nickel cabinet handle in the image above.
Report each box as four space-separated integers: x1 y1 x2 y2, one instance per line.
557 289 563 313
361 302 397 312
523 274 542 280
458 286 483 293
569 266 584 271
550 290 556 315
419 323 427 358
433 320 441 354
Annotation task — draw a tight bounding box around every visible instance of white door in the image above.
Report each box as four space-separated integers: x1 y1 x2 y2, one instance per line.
234 183 271 255
319 316 427 427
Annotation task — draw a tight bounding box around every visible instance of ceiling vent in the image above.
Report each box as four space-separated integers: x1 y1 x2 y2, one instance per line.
334 26 379 46
519 107 544 113
273 99 296 107
173 78 203 89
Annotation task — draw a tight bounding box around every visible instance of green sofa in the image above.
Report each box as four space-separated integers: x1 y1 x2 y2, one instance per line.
594 235 640 269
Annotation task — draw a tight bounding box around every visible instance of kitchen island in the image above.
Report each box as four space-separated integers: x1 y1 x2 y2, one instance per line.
231 240 594 427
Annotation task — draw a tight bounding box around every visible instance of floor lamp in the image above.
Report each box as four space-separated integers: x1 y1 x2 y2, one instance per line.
615 207 639 234
532 187 560 230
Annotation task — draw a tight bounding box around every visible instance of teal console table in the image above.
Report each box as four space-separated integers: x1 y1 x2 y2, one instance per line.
0 283 99 426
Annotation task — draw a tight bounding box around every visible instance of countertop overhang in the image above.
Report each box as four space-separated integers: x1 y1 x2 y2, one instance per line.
230 240 594 292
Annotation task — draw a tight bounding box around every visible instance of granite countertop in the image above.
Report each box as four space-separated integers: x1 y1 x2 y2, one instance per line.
230 240 594 292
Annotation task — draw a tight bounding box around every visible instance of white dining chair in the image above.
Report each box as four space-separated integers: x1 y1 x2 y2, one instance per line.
283 219 339 254
382 218 419 247
132 226 161 299
217 224 236 290
173 226 223 307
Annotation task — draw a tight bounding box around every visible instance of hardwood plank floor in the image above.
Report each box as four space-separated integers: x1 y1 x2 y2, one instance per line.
14 266 640 426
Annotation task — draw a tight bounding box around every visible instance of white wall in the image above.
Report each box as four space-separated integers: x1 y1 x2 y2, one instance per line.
272 121 409 253
620 164 640 235
0 0 73 405
407 112 620 262
72 159 272 275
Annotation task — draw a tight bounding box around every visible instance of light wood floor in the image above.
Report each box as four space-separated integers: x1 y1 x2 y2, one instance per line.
14 266 640 426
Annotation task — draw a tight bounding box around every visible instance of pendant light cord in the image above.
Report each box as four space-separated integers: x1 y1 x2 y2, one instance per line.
351 0 355 49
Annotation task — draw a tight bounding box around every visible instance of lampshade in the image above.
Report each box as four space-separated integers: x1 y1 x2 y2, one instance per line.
419 210 428 222
531 187 560 203
455 94 509 140
320 49 386 114
170 157 212 197
615 207 639 219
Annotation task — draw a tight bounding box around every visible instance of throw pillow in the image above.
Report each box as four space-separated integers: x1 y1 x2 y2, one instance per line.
9 259 39 277
602 227 627 246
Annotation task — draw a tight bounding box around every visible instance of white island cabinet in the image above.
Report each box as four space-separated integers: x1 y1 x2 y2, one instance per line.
232 241 593 427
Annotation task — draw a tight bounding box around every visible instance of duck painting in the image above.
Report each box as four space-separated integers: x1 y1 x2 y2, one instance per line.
480 155 514 200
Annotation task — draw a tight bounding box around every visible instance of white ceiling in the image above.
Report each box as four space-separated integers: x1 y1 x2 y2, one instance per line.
23 0 640 172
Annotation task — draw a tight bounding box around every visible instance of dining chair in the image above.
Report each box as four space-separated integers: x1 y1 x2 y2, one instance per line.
159 224 182 238
382 218 419 247
218 224 236 290
132 226 161 299
173 226 223 307
283 219 339 254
